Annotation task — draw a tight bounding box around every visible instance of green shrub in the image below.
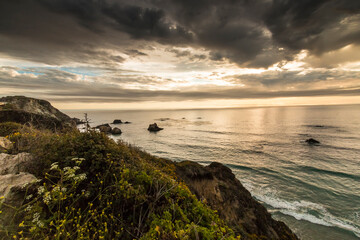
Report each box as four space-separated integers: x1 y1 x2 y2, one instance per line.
0 122 23 137
2 130 240 239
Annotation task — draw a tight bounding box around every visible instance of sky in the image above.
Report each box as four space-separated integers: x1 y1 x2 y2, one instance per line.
0 0 360 110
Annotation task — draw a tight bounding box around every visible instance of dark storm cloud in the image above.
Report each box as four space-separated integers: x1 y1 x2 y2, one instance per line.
230 70 360 89
1 0 359 67
165 48 207 61
265 0 360 55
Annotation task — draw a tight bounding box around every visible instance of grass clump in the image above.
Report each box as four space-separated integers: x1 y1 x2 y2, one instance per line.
1 128 240 239
0 122 23 137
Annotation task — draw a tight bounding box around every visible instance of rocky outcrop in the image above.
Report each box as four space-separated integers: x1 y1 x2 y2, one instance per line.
0 96 75 131
175 161 298 240
0 153 33 175
306 138 320 144
0 137 13 153
0 153 38 229
147 123 163 132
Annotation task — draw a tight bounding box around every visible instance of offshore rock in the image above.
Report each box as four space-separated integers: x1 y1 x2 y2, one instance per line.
175 161 299 240
147 123 163 132
111 127 122 135
306 138 320 144
96 124 112 133
112 119 123 124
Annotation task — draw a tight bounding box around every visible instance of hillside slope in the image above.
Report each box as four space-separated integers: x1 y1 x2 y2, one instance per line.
0 96 74 130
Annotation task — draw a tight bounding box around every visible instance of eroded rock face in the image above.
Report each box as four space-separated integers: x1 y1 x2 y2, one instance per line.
175 161 298 240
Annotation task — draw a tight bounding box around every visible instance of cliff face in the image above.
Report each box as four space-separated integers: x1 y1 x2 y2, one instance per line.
0 96 74 130
176 161 299 240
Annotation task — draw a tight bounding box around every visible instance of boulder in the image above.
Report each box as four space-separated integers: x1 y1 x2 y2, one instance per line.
147 123 163 132
112 119 122 124
111 127 122 135
0 173 36 200
96 124 112 133
0 153 33 175
0 173 37 230
0 137 13 152
0 152 38 229
306 138 320 144
124 121 131 124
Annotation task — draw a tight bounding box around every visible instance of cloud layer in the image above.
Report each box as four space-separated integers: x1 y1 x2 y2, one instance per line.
0 0 359 107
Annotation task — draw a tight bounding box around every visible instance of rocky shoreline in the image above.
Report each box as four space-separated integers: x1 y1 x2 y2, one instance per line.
0 96 299 239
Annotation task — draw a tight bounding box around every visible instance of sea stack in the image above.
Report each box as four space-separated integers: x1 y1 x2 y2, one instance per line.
147 123 163 132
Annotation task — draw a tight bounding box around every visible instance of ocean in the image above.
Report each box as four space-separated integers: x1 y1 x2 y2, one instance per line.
64 104 360 240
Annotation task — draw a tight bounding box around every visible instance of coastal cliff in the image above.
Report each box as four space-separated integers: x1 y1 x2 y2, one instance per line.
0 96 298 239
176 161 298 239
0 96 75 131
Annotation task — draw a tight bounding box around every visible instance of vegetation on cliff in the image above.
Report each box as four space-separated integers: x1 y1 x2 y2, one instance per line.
0 96 75 131
0 123 239 239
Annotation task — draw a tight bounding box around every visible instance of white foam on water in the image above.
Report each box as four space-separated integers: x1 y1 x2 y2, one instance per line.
251 188 360 237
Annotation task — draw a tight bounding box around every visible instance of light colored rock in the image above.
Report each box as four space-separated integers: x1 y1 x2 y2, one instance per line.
0 173 37 199
0 137 13 151
0 153 38 228
0 153 33 175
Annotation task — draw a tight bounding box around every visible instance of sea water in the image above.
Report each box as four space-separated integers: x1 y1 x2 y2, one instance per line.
64 104 360 240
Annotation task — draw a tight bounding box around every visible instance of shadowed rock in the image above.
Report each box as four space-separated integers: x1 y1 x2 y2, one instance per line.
147 123 163 132
111 127 122 135
306 138 320 144
175 161 299 240
96 124 112 133
112 119 122 124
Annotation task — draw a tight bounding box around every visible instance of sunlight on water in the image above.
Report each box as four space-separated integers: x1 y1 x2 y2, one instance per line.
65 104 360 240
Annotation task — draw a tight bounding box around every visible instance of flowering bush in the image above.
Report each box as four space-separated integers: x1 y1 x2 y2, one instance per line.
2 129 240 239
